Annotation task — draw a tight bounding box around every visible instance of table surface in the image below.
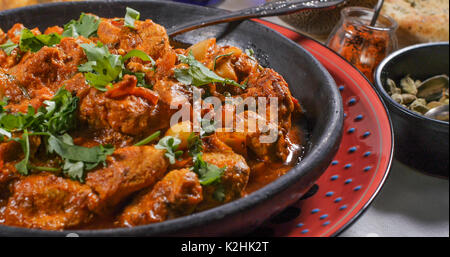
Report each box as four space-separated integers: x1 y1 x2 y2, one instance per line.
207 0 449 237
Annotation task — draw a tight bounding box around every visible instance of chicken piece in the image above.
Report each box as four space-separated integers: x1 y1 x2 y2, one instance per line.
44 26 63 35
6 23 26 44
62 72 90 97
218 110 285 161
86 146 169 213
242 68 300 132
195 136 250 211
79 76 189 144
0 28 6 44
78 88 159 143
117 169 203 227
0 161 19 203
7 37 88 93
97 18 170 61
0 70 26 105
3 173 99 230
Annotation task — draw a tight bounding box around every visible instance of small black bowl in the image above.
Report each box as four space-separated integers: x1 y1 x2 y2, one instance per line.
375 42 449 178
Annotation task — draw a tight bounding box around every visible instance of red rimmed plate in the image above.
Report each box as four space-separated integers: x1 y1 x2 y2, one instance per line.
251 20 394 237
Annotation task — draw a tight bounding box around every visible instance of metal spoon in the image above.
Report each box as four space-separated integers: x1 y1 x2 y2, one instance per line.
168 0 347 37
370 0 385 26
424 104 449 122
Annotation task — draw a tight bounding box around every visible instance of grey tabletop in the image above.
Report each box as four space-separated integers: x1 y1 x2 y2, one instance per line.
202 0 449 237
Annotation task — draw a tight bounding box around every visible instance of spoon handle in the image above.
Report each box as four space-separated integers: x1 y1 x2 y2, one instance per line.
168 0 346 37
370 0 385 26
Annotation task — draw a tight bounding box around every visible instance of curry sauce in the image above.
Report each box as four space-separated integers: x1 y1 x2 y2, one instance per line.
0 8 306 230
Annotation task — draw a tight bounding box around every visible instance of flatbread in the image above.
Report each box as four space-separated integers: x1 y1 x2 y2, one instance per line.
382 0 449 47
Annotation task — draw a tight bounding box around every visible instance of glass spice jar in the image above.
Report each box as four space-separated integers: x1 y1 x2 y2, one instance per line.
327 7 398 82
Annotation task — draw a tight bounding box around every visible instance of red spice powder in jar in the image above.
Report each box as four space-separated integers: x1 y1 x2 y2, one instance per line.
327 7 398 82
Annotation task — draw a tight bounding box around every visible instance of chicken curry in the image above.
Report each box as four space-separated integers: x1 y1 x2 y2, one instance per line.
0 7 306 230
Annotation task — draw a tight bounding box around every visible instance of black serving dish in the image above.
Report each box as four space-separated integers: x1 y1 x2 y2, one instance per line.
0 0 343 236
375 42 449 178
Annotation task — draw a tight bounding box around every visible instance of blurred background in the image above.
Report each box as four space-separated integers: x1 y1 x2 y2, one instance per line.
1 0 448 47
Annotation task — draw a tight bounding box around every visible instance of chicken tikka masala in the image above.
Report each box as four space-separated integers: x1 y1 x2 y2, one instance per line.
0 7 306 230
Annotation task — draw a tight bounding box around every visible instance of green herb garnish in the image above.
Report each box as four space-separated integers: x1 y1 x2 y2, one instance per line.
79 43 154 91
192 153 225 186
155 136 184 165
124 7 140 29
200 117 216 137
12 129 30 175
213 184 226 202
187 133 203 157
174 52 246 89
62 13 100 38
79 43 123 91
134 131 161 146
19 29 62 53
213 52 233 70
47 134 114 182
0 40 18 55
0 88 114 180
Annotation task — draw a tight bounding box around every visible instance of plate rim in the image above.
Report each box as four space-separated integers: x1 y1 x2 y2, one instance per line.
255 20 394 237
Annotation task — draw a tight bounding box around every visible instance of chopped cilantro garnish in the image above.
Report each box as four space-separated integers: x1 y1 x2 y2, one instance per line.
124 7 141 29
79 43 123 91
0 40 18 55
200 117 216 137
187 133 225 186
192 153 226 186
187 133 203 157
79 43 155 91
62 13 100 38
174 52 246 89
134 131 161 146
213 52 233 70
0 88 114 180
47 134 115 182
19 29 62 53
123 49 155 66
213 184 226 202
155 136 184 164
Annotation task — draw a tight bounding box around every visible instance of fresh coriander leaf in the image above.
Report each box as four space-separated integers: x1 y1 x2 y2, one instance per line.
0 88 77 135
29 166 61 172
48 134 109 163
192 153 225 186
200 118 216 137
213 52 233 70
63 160 84 181
14 130 30 175
41 87 79 134
0 128 11 138
213 184 226 202
187 133 203 157
123 70 152 89
124 7 140 29
79 43 124 90
0 105 38 132
155 136 183 164
0 40 18 55
123 49 155 66
175 52 246 89
62 13 100 38
47 134 115 182
0 97 8 108
134 131 161 146
19 29 62 52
